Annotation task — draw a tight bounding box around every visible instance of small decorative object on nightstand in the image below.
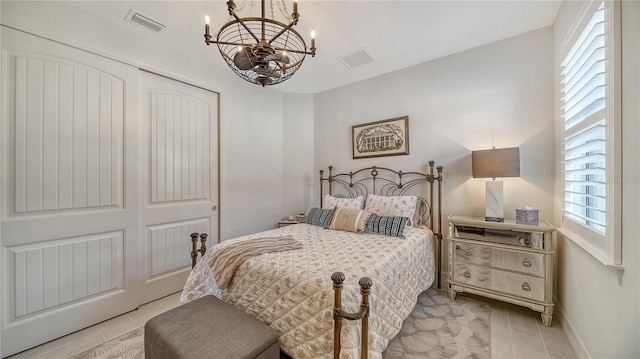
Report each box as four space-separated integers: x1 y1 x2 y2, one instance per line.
516 207 539 225
296 213 306 222
447 214 556 326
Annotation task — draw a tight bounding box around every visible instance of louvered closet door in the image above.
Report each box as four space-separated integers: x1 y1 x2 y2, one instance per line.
0 28 141 357
139 72 219 304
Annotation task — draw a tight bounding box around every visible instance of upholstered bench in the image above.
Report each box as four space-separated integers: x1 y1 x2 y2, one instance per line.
144 295 280 359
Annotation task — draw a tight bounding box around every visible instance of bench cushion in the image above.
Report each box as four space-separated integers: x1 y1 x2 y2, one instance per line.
145 295 280 359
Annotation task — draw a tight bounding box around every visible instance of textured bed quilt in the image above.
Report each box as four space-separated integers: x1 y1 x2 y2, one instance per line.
181 223 435 359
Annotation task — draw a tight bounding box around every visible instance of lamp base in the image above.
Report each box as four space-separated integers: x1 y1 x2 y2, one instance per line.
485 181 505 221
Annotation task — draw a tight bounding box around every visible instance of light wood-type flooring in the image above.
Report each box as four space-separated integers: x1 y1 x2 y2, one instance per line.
7 291 577 359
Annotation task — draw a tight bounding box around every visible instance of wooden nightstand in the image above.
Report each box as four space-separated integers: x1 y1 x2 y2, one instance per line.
278 220 300 228
447 214 556 326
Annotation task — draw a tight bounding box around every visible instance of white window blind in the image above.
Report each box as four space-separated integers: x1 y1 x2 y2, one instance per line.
560 0 621 265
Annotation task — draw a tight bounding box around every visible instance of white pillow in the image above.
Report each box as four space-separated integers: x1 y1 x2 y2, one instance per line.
323 195 364 210
364 194 418 227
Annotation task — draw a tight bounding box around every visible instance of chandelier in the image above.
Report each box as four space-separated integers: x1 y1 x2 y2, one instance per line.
204 0 316 87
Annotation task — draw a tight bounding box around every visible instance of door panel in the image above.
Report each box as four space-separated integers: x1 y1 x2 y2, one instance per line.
139 72 219 304
1 28 140 357
8 231 124 319
9 54 124 214
149 92 210 203
142 218 210 300
148 219 209 278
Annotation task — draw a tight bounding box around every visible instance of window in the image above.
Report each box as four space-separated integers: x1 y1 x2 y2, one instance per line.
560 0 621 265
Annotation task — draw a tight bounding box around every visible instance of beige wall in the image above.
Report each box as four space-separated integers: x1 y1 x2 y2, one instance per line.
552 1 640 357
313 27 555 283
283 94 315 219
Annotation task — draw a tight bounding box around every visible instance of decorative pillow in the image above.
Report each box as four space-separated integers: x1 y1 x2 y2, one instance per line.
323 195 364 210
305 207 335 228
365 214 410 238
364 194 417 227
329 207 372 233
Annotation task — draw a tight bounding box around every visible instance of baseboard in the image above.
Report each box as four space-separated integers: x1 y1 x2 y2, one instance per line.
554 296 591 359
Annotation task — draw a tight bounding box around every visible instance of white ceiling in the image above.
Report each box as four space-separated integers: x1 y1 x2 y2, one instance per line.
67 0 562 94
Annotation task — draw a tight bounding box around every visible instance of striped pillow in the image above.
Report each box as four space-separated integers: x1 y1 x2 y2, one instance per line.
364 194 417 227
305 207 335 228
329 207 371 233
365 214 410 238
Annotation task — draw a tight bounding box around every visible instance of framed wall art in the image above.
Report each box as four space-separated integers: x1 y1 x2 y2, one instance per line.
352 116 409 159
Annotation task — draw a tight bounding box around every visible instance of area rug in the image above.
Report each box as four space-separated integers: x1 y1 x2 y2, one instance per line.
69 327 144 359
70 289 489 359
383 289 490 359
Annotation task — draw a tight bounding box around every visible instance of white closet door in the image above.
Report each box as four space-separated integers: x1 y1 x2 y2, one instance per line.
0 28 141 357
139 72 219 304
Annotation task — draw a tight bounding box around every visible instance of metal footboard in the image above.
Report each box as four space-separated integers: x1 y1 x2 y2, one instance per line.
189 232 207 268
332 272 373 359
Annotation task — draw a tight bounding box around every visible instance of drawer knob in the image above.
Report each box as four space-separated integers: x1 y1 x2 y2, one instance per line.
455 245 461 250
522 258 532 267
463 270 471 278
464 250 472 256
521 282 531 292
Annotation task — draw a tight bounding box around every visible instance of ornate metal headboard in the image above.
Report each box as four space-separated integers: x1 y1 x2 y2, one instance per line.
319 160 444 287
320 161 443 231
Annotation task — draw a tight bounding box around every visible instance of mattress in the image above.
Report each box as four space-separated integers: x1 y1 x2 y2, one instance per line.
181 223 435 359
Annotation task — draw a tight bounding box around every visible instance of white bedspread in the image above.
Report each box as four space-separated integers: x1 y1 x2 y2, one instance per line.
181 223 435 359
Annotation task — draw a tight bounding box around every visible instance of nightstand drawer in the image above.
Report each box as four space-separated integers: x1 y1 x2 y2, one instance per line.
452 263 490 288
453 242 490 266
490 270 545 302
491 249 545 277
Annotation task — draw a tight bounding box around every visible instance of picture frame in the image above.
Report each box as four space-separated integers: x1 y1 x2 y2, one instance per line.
352 116 409 159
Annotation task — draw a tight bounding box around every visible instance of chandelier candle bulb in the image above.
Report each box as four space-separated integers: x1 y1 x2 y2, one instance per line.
204 14 210 41
311 30 316 50
293 0 298 15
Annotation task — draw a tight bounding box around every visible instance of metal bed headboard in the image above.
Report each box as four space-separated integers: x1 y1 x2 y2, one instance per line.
319 160 443 239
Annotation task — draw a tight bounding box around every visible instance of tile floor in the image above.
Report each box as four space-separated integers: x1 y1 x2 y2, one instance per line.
7 291 577 359
472 293 578 359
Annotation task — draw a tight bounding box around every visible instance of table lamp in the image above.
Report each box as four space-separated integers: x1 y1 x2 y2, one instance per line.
472 147 520 222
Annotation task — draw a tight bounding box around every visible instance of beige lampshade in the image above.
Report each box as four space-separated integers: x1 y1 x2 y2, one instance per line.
472 147 520 178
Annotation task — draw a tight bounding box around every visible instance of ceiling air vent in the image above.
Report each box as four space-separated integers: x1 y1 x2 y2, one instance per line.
126 9 168 33
339 48 375 69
